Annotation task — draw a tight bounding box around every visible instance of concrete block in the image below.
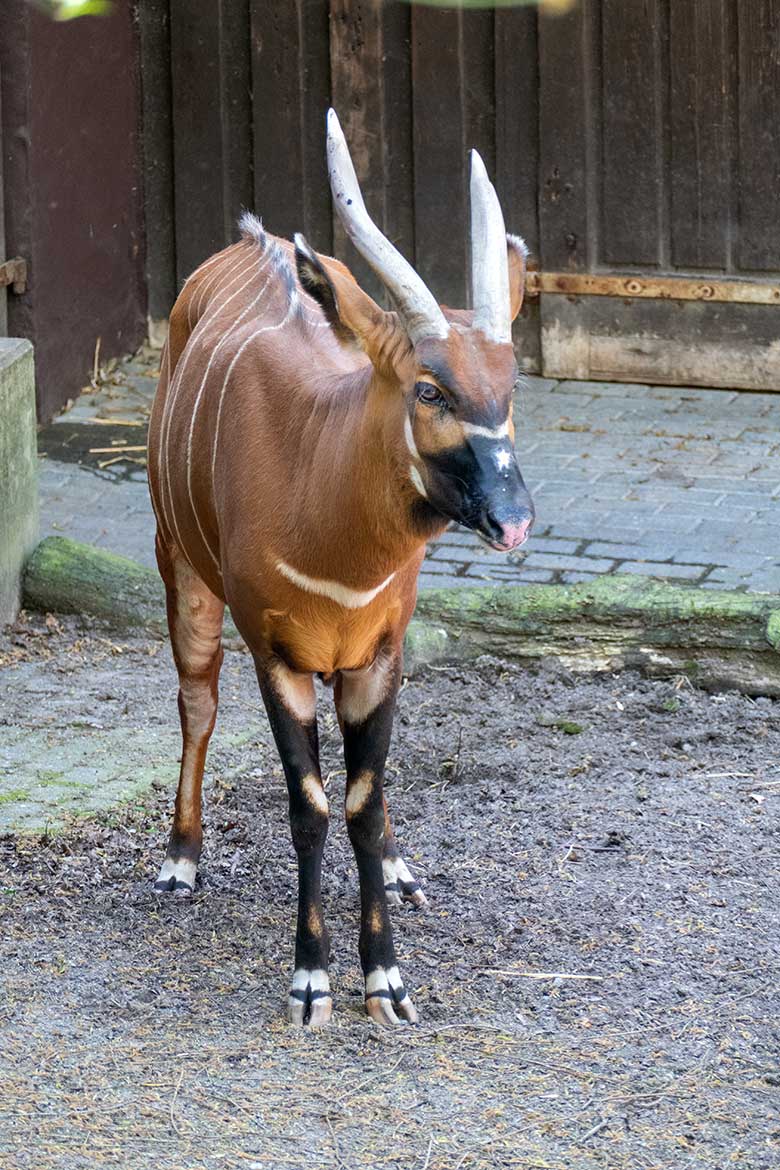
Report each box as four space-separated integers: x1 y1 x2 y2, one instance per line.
0 340 38 625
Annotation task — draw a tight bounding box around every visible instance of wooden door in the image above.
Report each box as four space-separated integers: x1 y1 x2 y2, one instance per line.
536 0 780 390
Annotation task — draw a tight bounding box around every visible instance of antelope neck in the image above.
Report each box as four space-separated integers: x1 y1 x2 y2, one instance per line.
297 367 433 580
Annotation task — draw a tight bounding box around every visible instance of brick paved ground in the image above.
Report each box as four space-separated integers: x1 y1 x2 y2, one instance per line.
38 354 780 593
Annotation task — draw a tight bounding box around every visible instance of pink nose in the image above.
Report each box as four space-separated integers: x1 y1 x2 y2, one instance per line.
496 519 532 551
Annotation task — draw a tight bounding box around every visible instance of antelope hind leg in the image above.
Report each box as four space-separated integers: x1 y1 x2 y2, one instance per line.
381 795 427 909
154 535 225 896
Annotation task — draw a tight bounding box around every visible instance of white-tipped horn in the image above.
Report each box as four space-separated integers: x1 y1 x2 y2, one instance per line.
326 109 448 344
470 150 511 343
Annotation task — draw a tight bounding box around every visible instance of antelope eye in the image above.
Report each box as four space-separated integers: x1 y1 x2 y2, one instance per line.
415 381 447 407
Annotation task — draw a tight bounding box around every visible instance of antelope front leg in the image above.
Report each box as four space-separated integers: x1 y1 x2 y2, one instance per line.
255 656 332 1028
337 652 418 1026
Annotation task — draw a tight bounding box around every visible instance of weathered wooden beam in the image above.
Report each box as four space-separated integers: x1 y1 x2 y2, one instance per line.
526 271 780 305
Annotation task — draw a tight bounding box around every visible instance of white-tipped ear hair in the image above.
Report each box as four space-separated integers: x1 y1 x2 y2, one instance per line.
470 150 512 343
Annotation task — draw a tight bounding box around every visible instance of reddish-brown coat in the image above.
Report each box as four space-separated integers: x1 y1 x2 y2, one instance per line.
149 234 441 675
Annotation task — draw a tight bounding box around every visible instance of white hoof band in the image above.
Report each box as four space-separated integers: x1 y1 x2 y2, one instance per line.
154 857 197 895
365 965 418 1026
288 967 333 1029
382 856 428 909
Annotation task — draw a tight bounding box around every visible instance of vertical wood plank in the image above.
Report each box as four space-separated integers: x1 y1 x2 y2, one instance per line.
381 0 414 270
138 0 176 318
495 5 539 255
252 0 330 250
170 1 226 279
737 0 780 271
412 4 494 307
0 0 35 349
330 0 387 300
600 0 664 266
461 4 495 175
251 0 305 240
495 4 540 369
411 4 466 305
171 0 252 283
219 0 254 240
670 0 733 271
537 2 590 271
299 0 332 250
330 0 413 301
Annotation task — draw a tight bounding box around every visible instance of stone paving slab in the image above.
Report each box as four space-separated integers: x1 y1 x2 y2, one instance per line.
0 719 266 833
0 725 178 831
36 357 780 594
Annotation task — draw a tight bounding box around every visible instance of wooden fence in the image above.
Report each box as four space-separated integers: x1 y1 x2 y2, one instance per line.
141 0 780 389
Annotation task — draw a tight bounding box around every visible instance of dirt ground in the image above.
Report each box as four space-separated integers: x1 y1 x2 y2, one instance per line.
1 614 778 1169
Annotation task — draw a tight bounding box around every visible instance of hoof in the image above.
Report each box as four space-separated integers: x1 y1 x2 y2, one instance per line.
288 968 333 1029
365 965 418 1026
383 857 428 909
154 857 197 896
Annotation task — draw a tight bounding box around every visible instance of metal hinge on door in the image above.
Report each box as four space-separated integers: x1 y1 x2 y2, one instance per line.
0 257 28 294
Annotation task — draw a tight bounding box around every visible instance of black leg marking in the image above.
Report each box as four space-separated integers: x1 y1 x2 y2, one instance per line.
255 656 332 1027
337 651 419 1026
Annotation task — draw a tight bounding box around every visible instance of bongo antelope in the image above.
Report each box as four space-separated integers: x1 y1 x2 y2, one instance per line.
147 110 534 1027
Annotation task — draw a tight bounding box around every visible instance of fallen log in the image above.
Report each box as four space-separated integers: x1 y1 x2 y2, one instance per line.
408 575 780 695
21 536 780 695
23 536 166 632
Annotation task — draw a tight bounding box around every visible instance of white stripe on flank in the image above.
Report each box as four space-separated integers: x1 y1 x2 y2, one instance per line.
182 244 235 290
209 293 302 500
185 249 275 566
186 249 237 328
462 419 511 440
161 249 262 555
150 338 173 538
275 561 396 609
161 248 254 537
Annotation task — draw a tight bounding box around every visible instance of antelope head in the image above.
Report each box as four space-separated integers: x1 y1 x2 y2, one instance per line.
294 109 534 552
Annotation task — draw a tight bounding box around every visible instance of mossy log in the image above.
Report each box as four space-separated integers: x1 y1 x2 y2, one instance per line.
21 537 780 695
408 575 780 695
23 536 168 633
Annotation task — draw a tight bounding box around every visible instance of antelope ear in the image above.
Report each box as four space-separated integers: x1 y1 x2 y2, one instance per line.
506 234 529 322
294 233 385 353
